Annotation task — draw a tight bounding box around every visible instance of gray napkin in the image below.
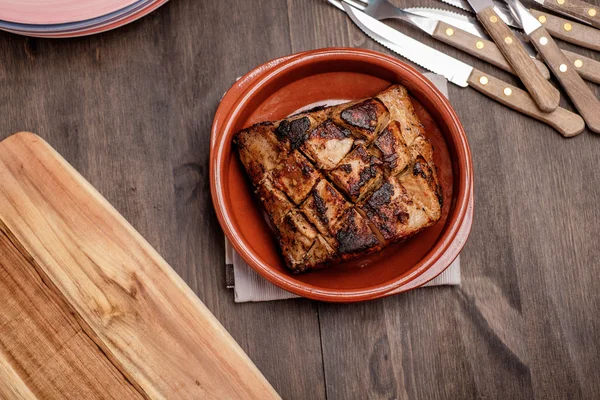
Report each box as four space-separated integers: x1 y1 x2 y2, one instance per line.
225 73 460 302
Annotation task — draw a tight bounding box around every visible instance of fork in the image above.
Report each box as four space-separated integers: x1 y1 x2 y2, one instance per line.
333 0 519 41
332 0 600 84
330 0 435 26
344 0 418 20
328 0 552 79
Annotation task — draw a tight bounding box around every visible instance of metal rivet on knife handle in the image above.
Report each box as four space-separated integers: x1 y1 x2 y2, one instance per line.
476 6 560 112
529 25 600 133
341 4 580 136
446 28 454 36
431 21 551 80
538 15 547 23
490 15 498 22
467 69 584 137
504 87 513 96
540 0 600 29
540 37 548 45
504 37 513 44
562 50 600 84
528 8 600 52
480 76 489 85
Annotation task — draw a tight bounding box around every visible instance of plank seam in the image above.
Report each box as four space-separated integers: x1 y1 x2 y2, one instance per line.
317 306 329 400
285 0 296 54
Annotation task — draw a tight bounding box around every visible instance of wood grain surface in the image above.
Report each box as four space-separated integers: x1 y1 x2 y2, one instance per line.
563 49 600 83
466 68 584 137
529 26 600 133
0 0 599 399
432 21 551 79
476 6 560 112
0 132 279 399
0 227 144 400
529 8 600 51
541 0 600 28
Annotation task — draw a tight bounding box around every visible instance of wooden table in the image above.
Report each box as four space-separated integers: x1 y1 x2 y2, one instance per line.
1 1 598 398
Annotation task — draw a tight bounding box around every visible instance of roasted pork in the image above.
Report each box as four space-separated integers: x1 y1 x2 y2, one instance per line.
234 85 443 273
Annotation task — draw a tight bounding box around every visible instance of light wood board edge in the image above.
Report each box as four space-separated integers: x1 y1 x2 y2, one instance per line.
0 132 281 400
0 351 37 400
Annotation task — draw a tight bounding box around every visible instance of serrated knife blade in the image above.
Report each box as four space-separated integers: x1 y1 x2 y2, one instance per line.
439 0 520 27
342 3 472 87
405 7 489 38
406 7 538 57
341 3 585 137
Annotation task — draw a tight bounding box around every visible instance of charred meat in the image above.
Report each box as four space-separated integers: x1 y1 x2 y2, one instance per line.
234 85 442 273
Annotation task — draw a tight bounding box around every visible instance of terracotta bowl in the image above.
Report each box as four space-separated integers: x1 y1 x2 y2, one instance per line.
210 48 473 302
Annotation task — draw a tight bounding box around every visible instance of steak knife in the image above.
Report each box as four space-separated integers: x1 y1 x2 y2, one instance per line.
342 4 584 137
405 7 490 38
528 8 600 51
465 0 560 112
408 7 600 84
440 0 520 27
534 0 600 28
506 0 600 133
421 5 600 52
436 0 600 51
330 0 550 79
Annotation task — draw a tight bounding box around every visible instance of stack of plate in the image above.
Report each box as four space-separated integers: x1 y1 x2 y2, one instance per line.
0 0 168 38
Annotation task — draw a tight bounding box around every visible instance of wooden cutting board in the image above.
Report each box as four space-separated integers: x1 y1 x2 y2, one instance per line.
0 132 280 399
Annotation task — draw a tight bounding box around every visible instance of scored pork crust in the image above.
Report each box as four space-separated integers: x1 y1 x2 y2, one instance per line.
235 84 443 273
333 207 382 259
331 98 390 143
329 144 384 203
359 156 442 243
270 150 321 205
234 122 288 186
273 210 318 271
301 119 354 170
256 177 294 226
300 179 350 249
373 120 411 176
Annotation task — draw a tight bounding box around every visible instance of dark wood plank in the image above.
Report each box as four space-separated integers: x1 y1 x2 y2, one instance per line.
1 0 600 398
290 0 600 399
0 1 325 399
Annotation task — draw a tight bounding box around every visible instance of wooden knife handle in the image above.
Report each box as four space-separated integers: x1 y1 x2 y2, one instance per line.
540 0 600 29
432 21 551 79
562 49 600 84
477 6 560 112
529 8 600 51
467 68 584 137
529 26 600 133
